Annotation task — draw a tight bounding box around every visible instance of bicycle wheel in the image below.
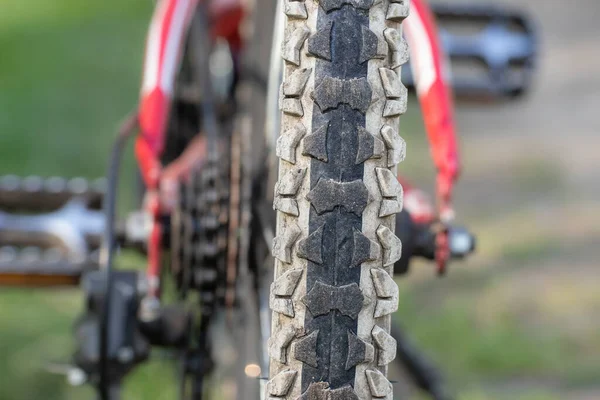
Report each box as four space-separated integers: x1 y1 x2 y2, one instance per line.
268 0 409 398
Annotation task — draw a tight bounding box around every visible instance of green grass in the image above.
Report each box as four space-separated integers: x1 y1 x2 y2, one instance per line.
397 97 436 185
507 156 567 195
459 389 562 400
0 289 91 399
0 1 153 398
396 289 568 380
0 0 149 183
413 388 563 400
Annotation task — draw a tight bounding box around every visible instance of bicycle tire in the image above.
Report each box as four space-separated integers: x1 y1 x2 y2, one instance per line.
268 0 409 398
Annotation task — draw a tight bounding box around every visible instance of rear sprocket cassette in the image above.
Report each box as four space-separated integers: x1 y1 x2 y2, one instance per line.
170 134 232 317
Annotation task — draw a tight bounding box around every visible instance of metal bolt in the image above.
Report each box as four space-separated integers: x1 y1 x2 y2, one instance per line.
139 296 161 322
117 347 135 364
67 368 87 386
126 211 152 243
449 229 474 256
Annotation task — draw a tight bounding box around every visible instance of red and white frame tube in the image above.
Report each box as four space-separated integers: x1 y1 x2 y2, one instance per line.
404 0 460 218
136 0 198 298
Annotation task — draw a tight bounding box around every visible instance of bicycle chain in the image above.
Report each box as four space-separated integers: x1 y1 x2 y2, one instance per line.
171 135 234 317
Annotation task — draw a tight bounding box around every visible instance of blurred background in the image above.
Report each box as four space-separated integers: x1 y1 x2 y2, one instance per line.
0 0 598 399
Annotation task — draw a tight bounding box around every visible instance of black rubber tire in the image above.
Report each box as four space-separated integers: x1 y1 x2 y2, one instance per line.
268 0 409 398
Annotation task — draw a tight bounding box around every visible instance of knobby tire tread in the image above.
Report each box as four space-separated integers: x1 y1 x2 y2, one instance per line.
269 0 409 398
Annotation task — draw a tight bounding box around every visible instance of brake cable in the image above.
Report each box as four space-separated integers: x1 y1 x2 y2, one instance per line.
98 112 139 400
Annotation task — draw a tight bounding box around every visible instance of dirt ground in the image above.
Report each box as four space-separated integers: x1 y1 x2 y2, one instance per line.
438 1 600 398
454 0 600 328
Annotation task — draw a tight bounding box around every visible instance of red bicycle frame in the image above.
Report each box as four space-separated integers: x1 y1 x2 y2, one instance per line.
135 0 244 299
404 0 460 219
134 0 460 295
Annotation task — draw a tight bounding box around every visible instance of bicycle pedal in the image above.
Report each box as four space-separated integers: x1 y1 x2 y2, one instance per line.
0 245 67 263
0 175 106 211
402 3 537 98
0 245 93 287
0 194 105 267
